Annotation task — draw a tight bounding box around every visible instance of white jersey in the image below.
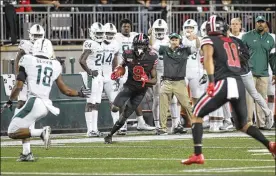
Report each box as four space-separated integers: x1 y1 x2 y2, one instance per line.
101 40 120 77
83 39 104 73
19 55 62 99
18 40 33 54
182 36 203 71
115 32 138 57
229 32 244 40
151 36 170 71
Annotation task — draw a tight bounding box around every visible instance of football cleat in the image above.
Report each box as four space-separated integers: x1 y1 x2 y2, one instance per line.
219 120 234 131
155 128 168 135
87 131 102 137
269 142 276 159
16 152 35 162
181 154 205 165
41 126 51 150
137 123 155 131
172 124 188 134
104 134 112 144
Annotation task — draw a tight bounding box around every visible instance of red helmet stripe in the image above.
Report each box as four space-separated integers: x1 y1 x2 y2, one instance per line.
210 15 216 32
138 33 143 41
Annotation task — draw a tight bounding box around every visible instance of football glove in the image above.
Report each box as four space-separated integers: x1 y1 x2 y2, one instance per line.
78 86 91 98
140 73 149 88
1 100 12 114
111 66 123 80
207 82 215 97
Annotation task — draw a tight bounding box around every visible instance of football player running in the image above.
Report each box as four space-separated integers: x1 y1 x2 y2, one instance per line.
150 19 185 134
104 33 158 144
4 39 89 162
79 22 105 137
114 19 155 134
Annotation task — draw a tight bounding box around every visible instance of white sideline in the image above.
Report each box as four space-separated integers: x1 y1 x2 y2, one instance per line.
182 166 275 173
1 131 275 146
1 156 274 162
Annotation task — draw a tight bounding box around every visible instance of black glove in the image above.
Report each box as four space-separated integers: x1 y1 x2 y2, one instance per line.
1 100 13 113
89 70 99 78
78 87 91 98
114 79 120 91
199 74 207 85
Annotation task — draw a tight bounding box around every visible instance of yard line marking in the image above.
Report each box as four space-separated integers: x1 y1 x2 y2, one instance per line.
1 156 274 162
251 153 271 156
0 172 214 176
1 145 267 149
1 131 275 146
182 166 275 173
248 149 268 153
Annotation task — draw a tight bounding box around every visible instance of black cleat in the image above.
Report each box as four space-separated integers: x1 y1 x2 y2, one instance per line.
104 134 112 144
172 124 188 134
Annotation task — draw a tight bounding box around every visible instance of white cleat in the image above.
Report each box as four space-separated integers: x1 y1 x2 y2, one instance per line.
41 126 51 150
87 131 102 137
137 123 155 131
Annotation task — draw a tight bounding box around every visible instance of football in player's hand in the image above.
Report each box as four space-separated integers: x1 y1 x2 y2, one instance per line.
116 66 125 76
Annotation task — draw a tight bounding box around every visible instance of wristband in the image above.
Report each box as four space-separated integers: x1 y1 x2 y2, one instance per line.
208 74 215 83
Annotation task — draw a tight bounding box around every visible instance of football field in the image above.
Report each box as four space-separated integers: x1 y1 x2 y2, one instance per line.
1 131 275 175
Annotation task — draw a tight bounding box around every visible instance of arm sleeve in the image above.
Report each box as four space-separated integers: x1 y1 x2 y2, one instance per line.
200 37 213 49
16 66 27 82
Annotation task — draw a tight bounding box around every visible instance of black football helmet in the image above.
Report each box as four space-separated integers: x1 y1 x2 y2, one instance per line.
206 15 229 36
133 33 149 57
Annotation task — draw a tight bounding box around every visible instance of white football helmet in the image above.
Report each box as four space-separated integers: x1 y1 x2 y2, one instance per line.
200 21 208 37
89 22 104 42
183 19 198 37
28 24 45 42
103 23 117 43
32 38 54 59
152 19 168 40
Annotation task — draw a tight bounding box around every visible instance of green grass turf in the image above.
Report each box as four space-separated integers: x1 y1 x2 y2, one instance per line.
1 137 275 175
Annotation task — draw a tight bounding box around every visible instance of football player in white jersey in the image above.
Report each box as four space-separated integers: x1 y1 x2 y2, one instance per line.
150 19 185 134
4 39 89 162
114 19 155 134
229 18 244 39
101 23 121 127
182 19 203 105
79 22 105 137
15 24 45 114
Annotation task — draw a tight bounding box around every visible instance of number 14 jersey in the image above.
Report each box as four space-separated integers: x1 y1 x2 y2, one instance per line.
201 36 242 82
19 55 62 99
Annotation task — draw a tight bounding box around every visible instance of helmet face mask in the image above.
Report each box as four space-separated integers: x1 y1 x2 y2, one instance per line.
133 33 149 57
29 24 45 42
103 23 117 42
183 19 198 37
152 19 168 40
90 22 104 42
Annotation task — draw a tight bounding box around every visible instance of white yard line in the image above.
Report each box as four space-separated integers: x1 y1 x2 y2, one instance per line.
251 153 271 156
0 172 213 176
1 156 274 162
1 131 275 146
182 166 275 173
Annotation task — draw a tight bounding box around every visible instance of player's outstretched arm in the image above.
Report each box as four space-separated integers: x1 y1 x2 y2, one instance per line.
79 49 92 75
15 50 26 74
56 75 90 97
202 45 214 76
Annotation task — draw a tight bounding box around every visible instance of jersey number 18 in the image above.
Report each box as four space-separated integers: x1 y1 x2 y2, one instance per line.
36 65 53 87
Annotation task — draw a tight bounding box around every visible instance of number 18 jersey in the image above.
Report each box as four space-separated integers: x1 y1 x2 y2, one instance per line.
201 36 241 81
19 55 62 99
83 39 104 73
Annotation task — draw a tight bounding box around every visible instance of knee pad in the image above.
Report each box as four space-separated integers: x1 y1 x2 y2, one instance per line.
112 105 120 112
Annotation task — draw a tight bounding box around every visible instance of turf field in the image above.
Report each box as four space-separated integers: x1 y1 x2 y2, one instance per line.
1 131 276 175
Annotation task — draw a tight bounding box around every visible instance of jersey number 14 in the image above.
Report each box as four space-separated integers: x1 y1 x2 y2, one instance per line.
36 65 53 87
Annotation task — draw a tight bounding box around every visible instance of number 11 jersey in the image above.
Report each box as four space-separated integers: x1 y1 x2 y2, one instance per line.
19 55 62 99
201 36 242 82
